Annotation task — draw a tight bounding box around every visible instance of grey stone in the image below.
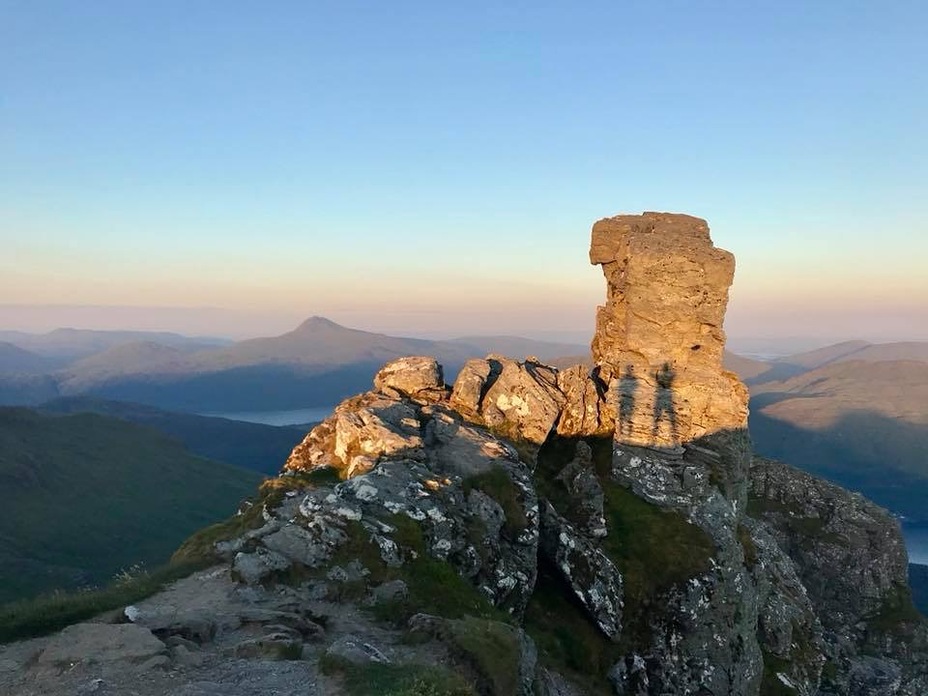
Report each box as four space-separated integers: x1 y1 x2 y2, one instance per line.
539 501 623 639
324 635 390 665
371 579 408 604
232 547 291 585
232 632 303 660
39 623 166 666
374 356 446 401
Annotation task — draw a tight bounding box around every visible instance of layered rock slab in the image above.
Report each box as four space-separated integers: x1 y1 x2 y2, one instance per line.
589 212 748 448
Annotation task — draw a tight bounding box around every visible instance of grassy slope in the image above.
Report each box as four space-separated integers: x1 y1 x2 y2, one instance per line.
39 396 307 475
0 407 261 603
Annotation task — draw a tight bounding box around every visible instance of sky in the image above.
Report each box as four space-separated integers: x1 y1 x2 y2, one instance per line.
2 1 926 345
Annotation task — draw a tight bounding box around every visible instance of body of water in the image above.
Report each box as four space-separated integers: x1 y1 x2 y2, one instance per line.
904 526 928 566
202 407 334 427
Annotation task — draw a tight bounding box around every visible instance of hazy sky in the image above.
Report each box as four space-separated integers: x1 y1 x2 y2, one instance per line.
2 1 926 342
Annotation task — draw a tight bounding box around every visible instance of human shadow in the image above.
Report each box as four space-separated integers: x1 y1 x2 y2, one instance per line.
651 361 679 443
617 364 639 437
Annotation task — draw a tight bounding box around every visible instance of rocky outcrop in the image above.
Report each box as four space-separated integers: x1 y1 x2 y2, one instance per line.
539 501 623 639
7 210 927 696
749 457 928 695
258 396 540 615
372 355 447 401
451 356 566 445
590 212 748 448
221 212 928 695
555 365 613 438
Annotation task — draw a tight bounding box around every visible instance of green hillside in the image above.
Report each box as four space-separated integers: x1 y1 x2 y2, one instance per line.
0 407 261 604
39 397 307 475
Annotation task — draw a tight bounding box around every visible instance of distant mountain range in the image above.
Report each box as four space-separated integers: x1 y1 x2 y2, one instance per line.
0 342 58 375
2 318 925 523
0 328 230 363
0 407 260 603
725 343 928 524
0 318 587 411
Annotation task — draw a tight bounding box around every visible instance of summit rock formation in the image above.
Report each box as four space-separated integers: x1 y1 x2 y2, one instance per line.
590 212 748 448
3 211 926 696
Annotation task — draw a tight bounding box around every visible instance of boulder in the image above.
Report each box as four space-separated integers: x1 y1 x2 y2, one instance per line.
451 356 565 445
373 356 447 401
38 624 166 666
324 634 390 665
238 401 540 615
284 392 424 473
449 358 497 416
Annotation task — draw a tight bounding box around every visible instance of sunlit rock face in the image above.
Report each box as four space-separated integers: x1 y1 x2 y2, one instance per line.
589 212 749 448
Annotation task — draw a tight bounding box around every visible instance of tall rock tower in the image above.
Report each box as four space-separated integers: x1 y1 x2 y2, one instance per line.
589 212 748 449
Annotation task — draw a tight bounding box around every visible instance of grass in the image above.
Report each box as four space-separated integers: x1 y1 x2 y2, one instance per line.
462 466 528 539
597 480 714 650
279 512 510 627
865 584 923 635
759 618 822 696
0 407 261 604
524 434 714 691
530 435 715 656
445 616 523 696
759 649 799 696
369 554 510 627
319 654 475 696
0 559 209 644
746 496 848 549
523 564 618 695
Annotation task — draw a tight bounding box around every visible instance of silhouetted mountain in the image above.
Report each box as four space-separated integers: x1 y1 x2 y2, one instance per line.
0 407 260 603
58 342 191 389
185 316 473 370
773 340 872 369
0 328 229 363
0 343 58 374
39 397 307 475
0 318 594 412
721 351 770 381
751 340 928 384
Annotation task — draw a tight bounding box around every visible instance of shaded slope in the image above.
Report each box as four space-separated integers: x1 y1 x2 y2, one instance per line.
59 342 192 389
721 350 770 381
749 360 928 522
39 397 307 475
0 408 261 603
773 340 872 369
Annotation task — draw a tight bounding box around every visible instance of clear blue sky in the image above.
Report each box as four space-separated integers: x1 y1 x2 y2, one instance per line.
2 1 926 342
